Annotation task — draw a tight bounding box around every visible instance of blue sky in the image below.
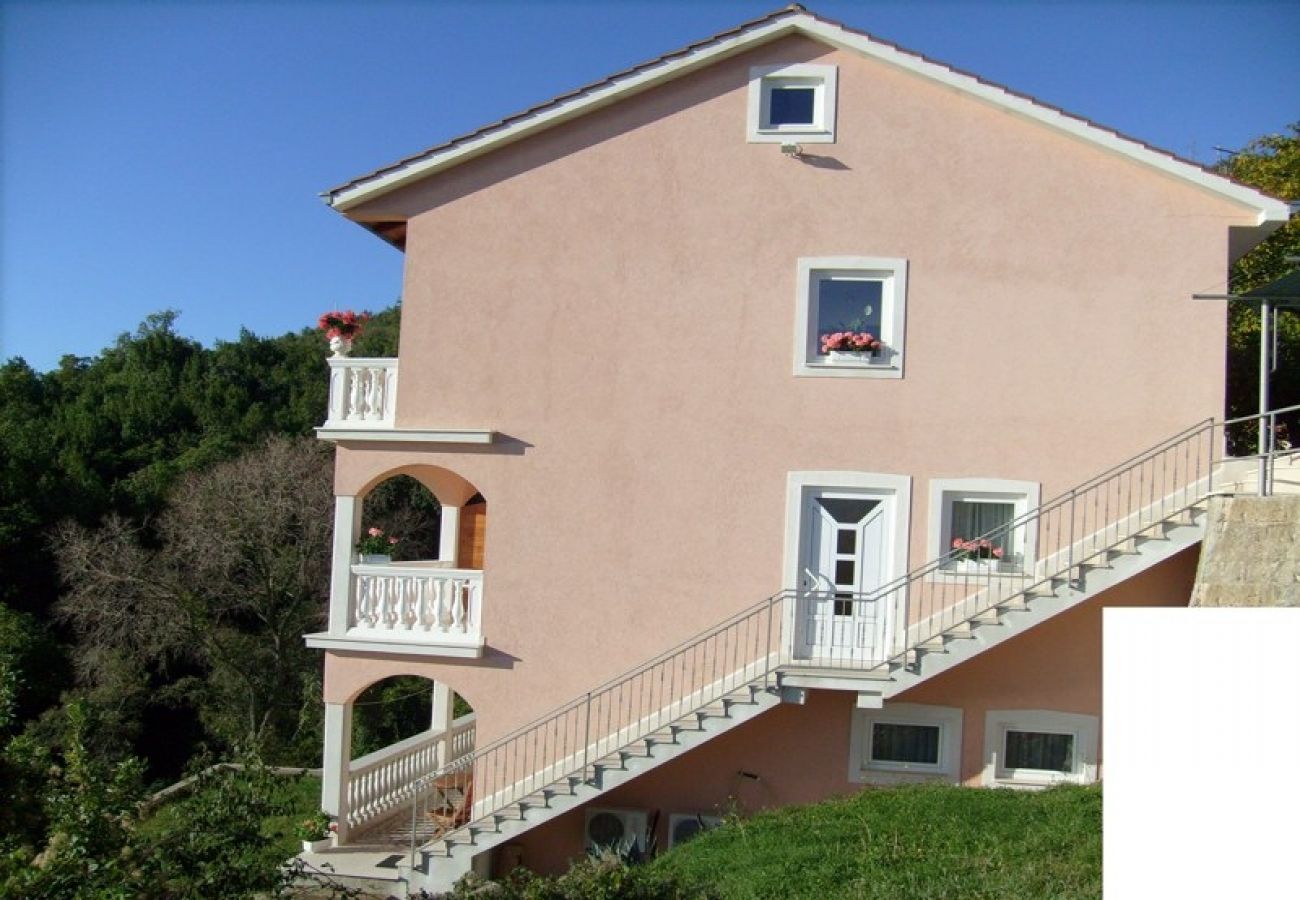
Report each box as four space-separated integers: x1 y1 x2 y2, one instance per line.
3 1 1297 372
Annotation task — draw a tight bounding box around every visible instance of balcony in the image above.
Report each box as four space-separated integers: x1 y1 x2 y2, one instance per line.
342 711 476 838
306 562 485 658
325 357 398 429
317 357 494 444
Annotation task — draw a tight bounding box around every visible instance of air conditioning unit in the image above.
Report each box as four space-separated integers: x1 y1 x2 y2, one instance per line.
668 813 723 848
584 808 649 855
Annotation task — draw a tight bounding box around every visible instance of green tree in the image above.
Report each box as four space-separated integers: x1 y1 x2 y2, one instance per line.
55 436 333 763
1216 123 1300 421
0 304 399 774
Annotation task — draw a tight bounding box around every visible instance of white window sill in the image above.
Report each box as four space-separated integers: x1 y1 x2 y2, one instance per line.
795 363 903 379
856 768 959 786
934 564 1032 579
750 128 836 144
988 771 1085 790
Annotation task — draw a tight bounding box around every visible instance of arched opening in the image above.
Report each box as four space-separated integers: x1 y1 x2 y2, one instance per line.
349 674 473 760
358 474 442 563
353 465 487 571
330 673 478 844
337 466 488 648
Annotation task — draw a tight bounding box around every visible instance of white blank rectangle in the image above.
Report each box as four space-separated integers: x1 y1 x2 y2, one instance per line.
1104 608 1300 897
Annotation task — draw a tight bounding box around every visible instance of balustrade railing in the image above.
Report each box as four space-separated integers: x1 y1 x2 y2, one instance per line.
345 713 476 832
350 564 483 645
326 357 397 428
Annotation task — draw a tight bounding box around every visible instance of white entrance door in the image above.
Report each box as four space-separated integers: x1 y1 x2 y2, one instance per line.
797 491 892 664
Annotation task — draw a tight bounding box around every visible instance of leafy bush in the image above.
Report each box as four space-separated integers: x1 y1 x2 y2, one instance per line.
437 851 714 900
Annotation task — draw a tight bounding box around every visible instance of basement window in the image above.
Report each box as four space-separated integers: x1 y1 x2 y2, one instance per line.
850 703 962 784
983 710 1099 788
747 64 837 143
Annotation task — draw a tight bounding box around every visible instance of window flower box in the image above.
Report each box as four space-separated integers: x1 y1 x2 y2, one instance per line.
826 349 879 365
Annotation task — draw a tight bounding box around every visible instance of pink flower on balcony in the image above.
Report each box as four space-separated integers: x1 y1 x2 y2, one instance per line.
317 309 370 340
357 525 401 557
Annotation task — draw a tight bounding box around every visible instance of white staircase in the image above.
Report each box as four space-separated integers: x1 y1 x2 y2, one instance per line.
307 406 1295 895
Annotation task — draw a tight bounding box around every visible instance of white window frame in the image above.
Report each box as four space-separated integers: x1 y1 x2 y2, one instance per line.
982 709 1099 789
782 470 911 661
783 471 911 595
794 257 908 379
850 703 963 784
927 478 1040 578
747 64 837 143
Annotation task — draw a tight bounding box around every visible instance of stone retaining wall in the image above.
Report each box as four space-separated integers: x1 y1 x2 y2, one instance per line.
1190 495 1300 607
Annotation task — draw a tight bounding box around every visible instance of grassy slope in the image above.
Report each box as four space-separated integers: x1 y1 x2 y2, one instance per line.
649 783 1101 900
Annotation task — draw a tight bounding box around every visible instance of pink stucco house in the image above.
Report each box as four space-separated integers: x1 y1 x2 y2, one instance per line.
302 6 1288 891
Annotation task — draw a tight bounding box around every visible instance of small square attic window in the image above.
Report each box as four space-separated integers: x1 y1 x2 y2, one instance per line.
748 64 837 143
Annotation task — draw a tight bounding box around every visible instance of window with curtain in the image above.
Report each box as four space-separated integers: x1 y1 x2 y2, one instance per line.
1004 729 1075 773
949 499 1015 551
871 722 941 766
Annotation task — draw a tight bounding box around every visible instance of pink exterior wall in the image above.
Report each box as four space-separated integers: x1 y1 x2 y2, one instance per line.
501 547 1197 876
325 35 1255 745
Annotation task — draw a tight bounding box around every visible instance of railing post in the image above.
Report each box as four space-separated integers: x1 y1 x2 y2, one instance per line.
1067 490 1076 587
581 692 592 782
408 786 419 874
764 594 774 691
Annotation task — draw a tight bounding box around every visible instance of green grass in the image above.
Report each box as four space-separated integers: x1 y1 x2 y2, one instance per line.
137 772 321 858
648 783 1101 900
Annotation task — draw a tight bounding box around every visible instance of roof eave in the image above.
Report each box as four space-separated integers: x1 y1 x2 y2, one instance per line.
325 10 1290 225
326 16 805 213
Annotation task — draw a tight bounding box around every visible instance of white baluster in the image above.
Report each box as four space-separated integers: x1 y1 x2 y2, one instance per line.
451 580 466 632
422 577 436 632
432 579 447 635
377 577 391 628
400 577 415 630
467 580 480 634
348 368 364 421
358 369 374 420
354 576 370 627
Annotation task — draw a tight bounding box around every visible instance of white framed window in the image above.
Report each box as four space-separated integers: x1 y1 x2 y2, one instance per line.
982 710 1099 789
927 478 1040 575
794 257 908 379
850 703 962 784
747 64 837 143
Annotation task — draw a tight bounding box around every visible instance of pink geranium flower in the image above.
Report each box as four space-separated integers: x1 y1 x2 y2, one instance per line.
820 331 883 353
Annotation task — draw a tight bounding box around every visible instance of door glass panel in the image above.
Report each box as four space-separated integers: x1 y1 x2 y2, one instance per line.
836 529 856 554
835 559 855 585
816 497 878 523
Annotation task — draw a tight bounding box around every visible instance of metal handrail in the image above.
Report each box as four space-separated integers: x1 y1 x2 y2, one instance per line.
405 405 1298 866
